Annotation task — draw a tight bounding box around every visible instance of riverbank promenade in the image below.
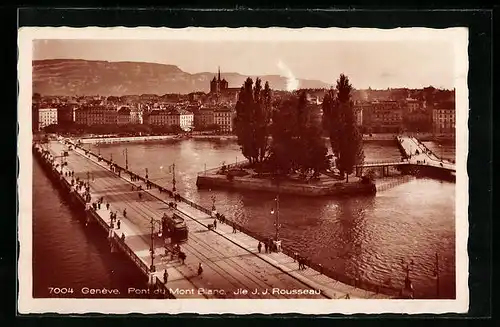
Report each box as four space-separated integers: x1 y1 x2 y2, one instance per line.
40 140 392 299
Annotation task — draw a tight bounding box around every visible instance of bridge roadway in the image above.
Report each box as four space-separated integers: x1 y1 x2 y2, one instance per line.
354 136 456 172
47 140 389 299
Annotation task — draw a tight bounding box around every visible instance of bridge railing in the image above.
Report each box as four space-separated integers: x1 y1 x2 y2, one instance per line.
356 159 406 166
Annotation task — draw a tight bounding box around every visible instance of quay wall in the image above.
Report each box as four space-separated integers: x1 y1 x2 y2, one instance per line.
196 174 376 197
72 133 434 145
77 135 177 144
65 141 401 298
32 144 174 298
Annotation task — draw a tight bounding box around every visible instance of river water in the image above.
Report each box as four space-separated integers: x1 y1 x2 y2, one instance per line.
32 159 149 298
33 138 456 299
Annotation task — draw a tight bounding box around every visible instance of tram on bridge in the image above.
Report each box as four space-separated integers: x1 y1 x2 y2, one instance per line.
162 211 188 244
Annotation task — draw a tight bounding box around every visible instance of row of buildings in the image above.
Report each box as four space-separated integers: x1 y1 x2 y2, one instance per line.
34 103 237 134
35 98 455 136
353 99 455 134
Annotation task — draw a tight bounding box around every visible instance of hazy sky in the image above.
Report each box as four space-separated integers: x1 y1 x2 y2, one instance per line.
33 39 456 89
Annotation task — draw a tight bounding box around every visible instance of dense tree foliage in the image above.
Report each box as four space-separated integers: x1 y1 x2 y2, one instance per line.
322 74 364 182
269 91 328 178
233 78 272 165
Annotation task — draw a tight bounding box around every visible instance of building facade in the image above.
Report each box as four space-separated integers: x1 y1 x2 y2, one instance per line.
194 107 215 128
74 106 118 126
57 105 77 126
432 106 455 134
363 100 403 133
213 107 234 133
117 107 131 125
147 110 179 126
38 108 58 130
130 108 144 124
179 109 194 131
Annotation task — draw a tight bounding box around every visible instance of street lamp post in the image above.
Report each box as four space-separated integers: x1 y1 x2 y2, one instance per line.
274 193 281 242
123 148 128 170
270 189 282 252
149 217 163 273
171 163 176 192
211 193 216 211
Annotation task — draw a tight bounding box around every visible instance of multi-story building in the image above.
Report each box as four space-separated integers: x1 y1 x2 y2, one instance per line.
117 107 131 125
405 98 421 113
363 100 402 133
432 104 455 135
147 109 179 127
57 105 77 126
213 106 234 133
130 108 144 125
353 101 371 127
38 108 58 130
179 109 194 131
194 107 215 128
74 106 118 126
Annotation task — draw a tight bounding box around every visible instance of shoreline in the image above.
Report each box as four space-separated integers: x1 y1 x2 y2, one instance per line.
64 132 454 145
196 165 377 197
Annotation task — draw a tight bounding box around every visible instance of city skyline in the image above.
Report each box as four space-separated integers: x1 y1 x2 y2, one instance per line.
33 39 456 90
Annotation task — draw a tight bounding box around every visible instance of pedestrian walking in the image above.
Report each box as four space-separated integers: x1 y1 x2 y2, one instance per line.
197 263 203 276
123 208 127 218
264 242 268 253
179 251 186 264
232 223 236 233
106 202 110 210
163 269 169 283
117 219 121 229
213 219 217 229
257 242 262 253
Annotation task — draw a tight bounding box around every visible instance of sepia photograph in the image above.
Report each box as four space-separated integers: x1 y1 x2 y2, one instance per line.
18 27 469 314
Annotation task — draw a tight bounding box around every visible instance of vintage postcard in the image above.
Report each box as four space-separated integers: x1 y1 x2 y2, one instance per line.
18 26 469 314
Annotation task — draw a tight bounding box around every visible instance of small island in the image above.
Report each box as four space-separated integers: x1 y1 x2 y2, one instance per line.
197 74 376 197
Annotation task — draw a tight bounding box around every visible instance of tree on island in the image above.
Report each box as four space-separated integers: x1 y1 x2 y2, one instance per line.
322 74 364 182
269 91 328 178
233 77 273 165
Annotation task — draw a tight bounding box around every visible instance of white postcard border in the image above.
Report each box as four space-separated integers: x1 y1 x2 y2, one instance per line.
18 26 469 315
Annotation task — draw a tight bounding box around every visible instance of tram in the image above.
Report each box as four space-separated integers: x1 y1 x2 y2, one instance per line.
161 210 188 243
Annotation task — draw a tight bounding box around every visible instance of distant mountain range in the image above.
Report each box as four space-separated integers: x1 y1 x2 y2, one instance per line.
32 59 331 96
